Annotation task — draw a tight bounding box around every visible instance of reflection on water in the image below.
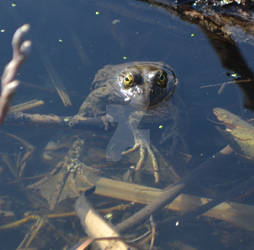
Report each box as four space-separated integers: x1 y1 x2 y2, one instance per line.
0 0 254 249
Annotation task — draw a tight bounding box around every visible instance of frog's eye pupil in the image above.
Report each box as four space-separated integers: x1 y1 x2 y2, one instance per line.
157 71 167 88
123 73 134 88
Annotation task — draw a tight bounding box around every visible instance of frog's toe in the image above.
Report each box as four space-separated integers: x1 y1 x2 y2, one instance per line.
145 144 159 183
122 140 159 183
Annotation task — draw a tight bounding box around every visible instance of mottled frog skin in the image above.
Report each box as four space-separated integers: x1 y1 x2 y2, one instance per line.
74 61 180 183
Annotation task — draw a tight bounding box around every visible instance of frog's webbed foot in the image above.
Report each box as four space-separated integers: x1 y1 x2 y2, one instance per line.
122 135 160 183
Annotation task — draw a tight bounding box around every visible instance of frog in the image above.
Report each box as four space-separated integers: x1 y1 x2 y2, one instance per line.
70 61 181 183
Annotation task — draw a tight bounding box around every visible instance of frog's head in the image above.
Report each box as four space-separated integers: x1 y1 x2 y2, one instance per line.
114 62 178 110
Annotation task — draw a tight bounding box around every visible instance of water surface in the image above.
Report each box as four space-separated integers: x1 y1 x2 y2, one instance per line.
0 0 254 249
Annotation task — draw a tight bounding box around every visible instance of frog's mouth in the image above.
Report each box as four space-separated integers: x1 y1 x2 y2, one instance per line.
121 82 174 110
120 85 151 109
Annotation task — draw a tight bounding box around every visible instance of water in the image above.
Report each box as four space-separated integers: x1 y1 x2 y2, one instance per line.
0 0 254 249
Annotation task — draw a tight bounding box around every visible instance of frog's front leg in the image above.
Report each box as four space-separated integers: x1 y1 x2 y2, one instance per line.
69 86 114 129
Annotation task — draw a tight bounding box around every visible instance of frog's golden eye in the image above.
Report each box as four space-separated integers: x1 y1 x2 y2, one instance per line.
157 71 167 88
123 73 134 88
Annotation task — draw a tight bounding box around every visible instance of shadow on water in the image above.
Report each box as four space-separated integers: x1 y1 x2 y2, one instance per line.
139 0 254 110
0 0 254 249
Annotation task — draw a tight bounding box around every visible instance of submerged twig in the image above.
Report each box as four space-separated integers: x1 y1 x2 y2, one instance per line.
6 111 110 129
149 215 155 250
167 174 254 229
75 194 130 250
9 99 44 113
0 24 32 125
38 46 72 107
